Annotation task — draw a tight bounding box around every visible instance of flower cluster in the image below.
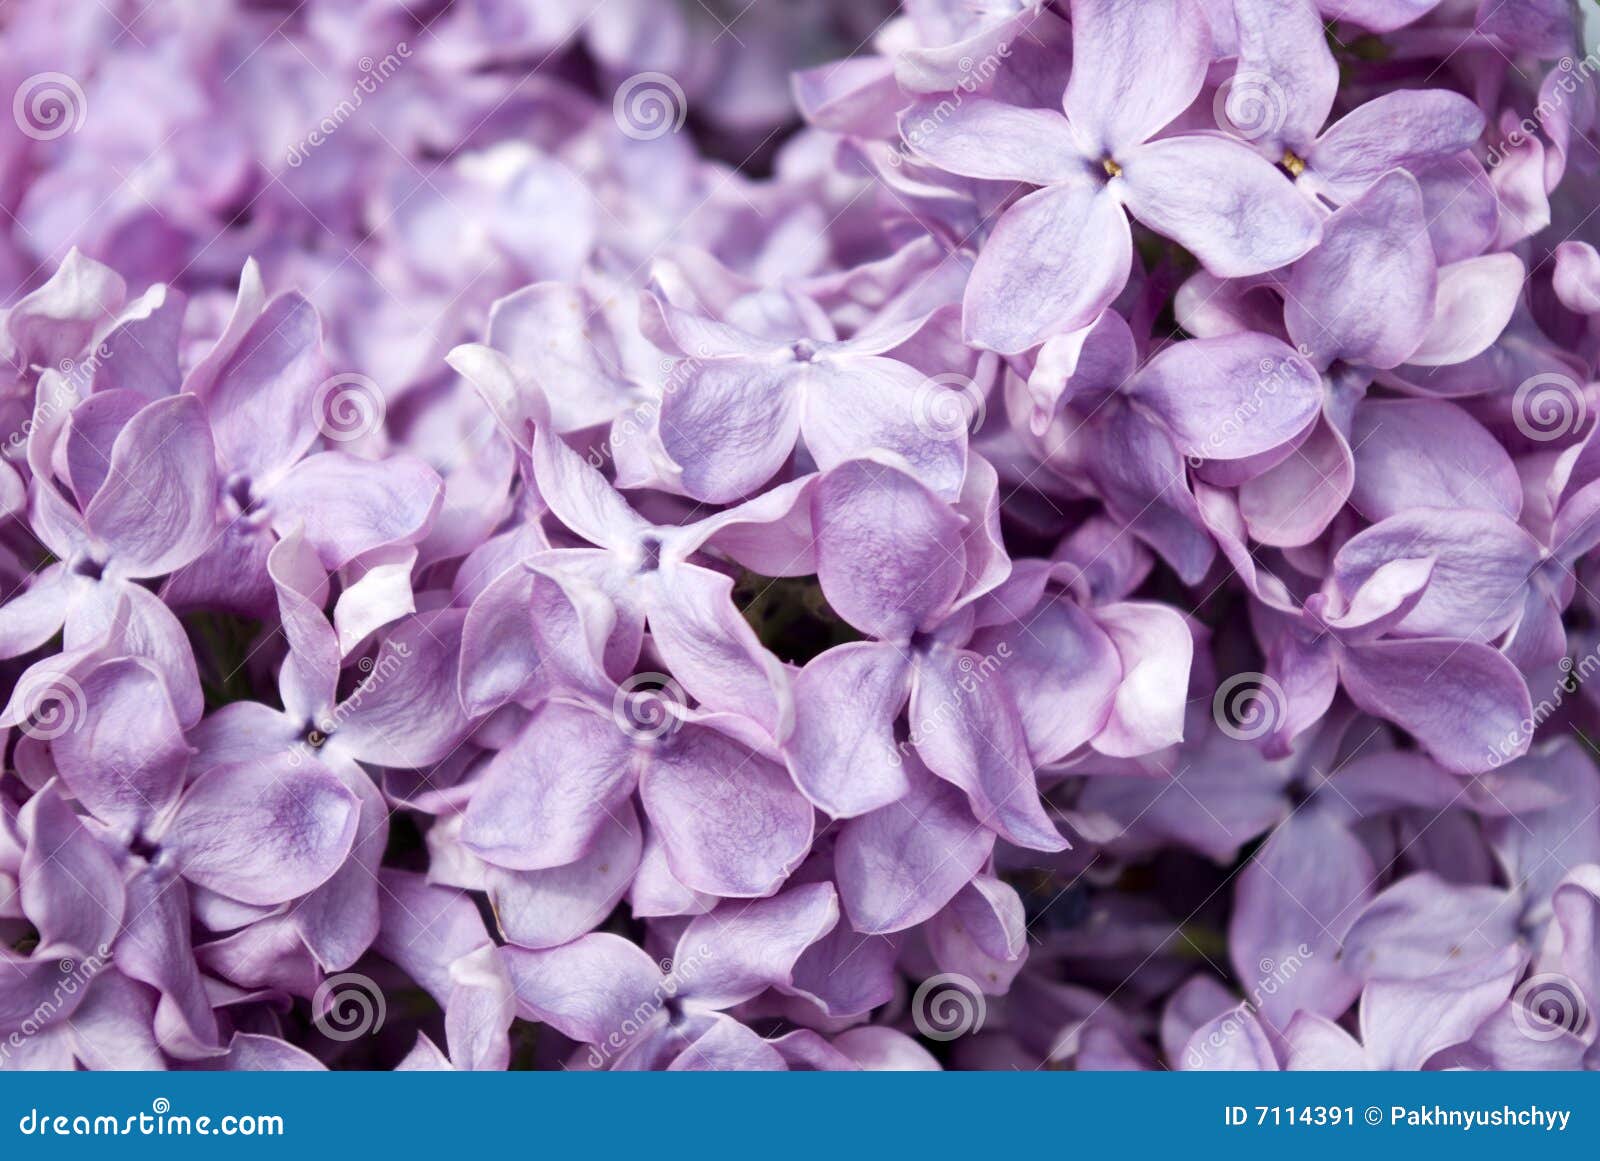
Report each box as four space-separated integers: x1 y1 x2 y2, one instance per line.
2 0 1600 1071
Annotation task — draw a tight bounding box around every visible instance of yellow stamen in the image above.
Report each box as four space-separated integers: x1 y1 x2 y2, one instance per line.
1101 156 1123 178
1281 149 1306 177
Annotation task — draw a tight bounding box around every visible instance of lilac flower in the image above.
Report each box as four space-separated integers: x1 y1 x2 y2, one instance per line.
637 284 971 502
905 0 1321 352
505 884 843 1069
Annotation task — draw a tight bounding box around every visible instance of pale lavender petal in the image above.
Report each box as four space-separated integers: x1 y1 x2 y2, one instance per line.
962 182 1131 354
1119 136 1321 277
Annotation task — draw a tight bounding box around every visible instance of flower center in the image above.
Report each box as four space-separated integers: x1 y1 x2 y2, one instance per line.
69 554 105 581
1101 156 1122 178
1281 149 1306 177
225 471 265 519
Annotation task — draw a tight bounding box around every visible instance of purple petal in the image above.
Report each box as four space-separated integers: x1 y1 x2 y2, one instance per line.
51 657 188 831
1307 89 1486 201
801 355 968 500
639 720 815 898
784 642 912 817
900 98 1087 184
811 457 966 641
667 1016 786 1070
656 359 801 503
678 881 840 1008
503 932 662 1045
962 182 1131 354
487 802 643 949
196 292 325 483
1119 136 1321 277
912 646 1067 851
463 700 638 871
1229 809 1373 1030
162 755 358 906
1228 0 1338 154
1405 253 1524 366
19 785 124 954
1128 332 1322 461
269 451 442 570
84 393 218 579
1349 399 1521 520
1331 508 1541 641
1090 602 1195 757
1359 945 1524 1069
835 754 994 933
1064 0 1211 155
333 610 472 768
1337 638 1533 774
647 564 791 735
1285 169 1436 370
1342 872 1519 981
